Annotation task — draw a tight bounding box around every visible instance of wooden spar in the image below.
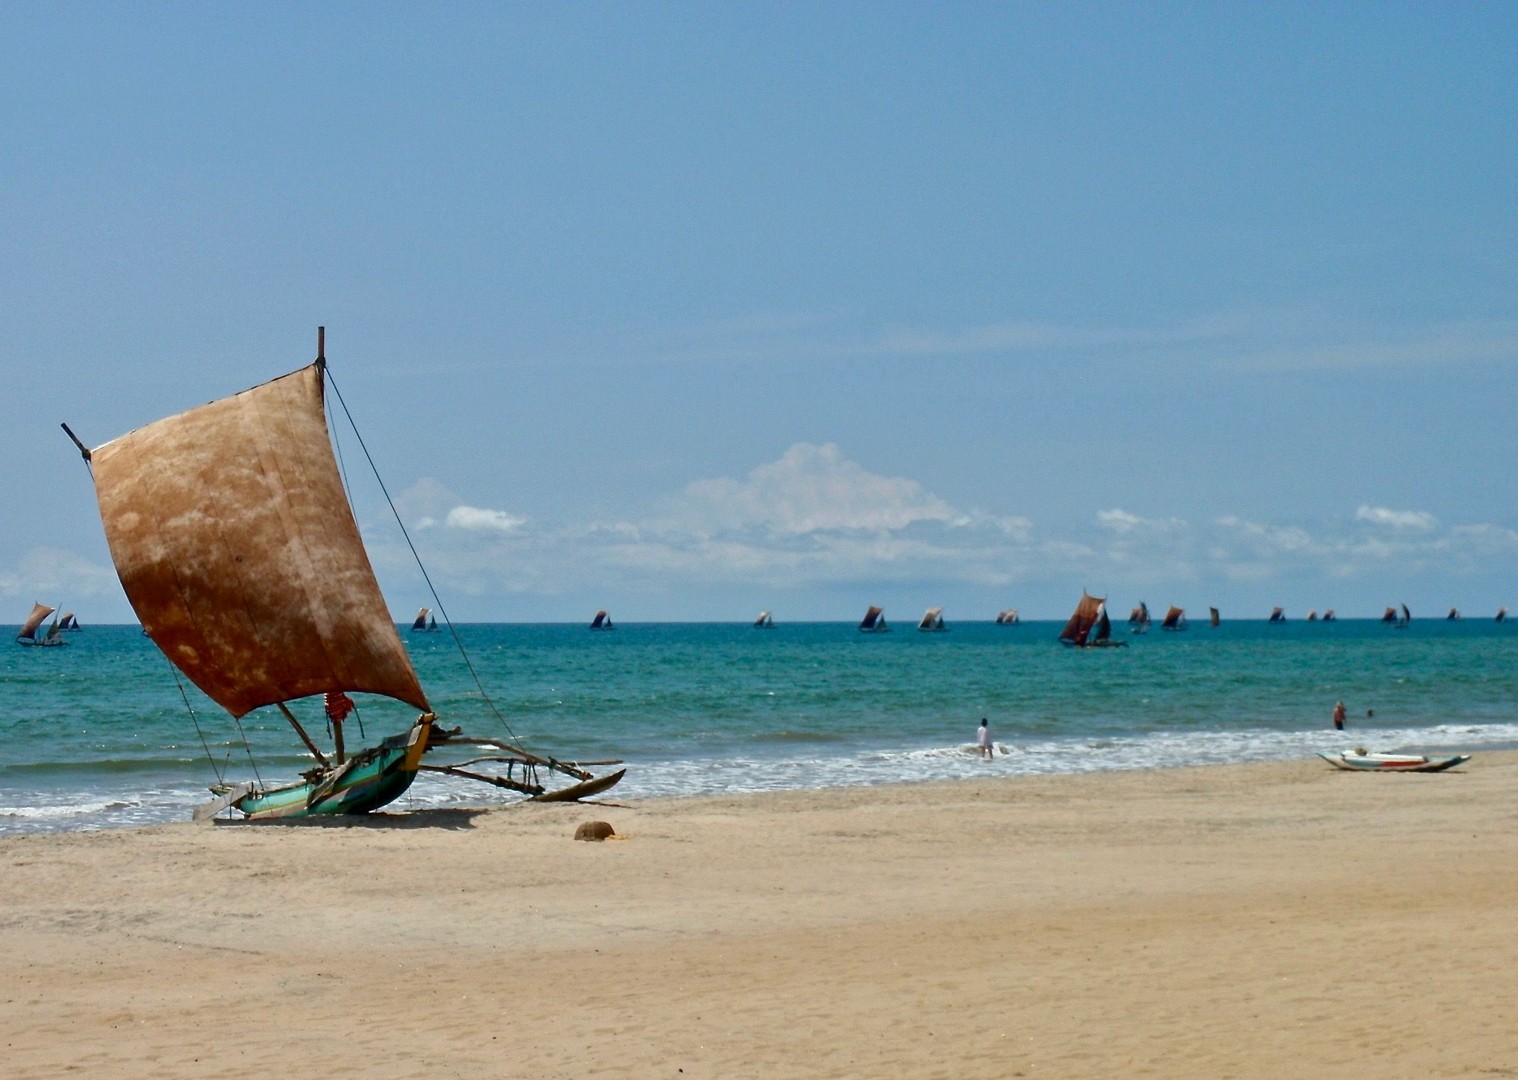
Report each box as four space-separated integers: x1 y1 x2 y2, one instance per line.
276 701 330 769
61 423 92 462
417 763 544 797
332 715 346 765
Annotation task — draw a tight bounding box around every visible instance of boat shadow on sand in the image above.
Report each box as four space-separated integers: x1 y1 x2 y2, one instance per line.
213 798 632 831
215 807 495 831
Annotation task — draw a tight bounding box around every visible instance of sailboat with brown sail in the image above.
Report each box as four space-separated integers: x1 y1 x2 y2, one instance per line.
63 328 623 821
1059 592 1127 648
16 603 68 647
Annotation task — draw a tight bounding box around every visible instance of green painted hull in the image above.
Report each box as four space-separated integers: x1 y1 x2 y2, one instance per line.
234 732 421 820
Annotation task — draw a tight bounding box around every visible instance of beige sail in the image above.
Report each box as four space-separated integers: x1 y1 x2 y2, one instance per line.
88 364 429 718
18 602 55 640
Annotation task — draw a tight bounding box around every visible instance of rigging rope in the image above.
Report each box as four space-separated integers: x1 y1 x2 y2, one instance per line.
323 365 529 751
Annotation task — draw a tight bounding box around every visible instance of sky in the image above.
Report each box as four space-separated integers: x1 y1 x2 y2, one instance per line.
3 3 1516 623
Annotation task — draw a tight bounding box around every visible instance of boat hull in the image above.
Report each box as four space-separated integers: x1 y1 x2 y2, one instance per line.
233 744 420 819
232 720 432 820
1317 751 1471 773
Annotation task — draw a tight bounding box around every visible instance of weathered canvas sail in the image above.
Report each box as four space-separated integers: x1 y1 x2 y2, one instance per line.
1059 592 1104 645
411 607 431 631
1209 606 1220 627
859 605 887 631
18 602 55 640
88 364 429 718
1162 605 1185 630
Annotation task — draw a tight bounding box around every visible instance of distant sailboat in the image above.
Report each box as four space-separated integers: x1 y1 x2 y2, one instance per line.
1209 607 1220 627
409 607 436 632
994 609 1020 624
1498 607 1508 623
1381 607 1398 623
1059 592 1126 648
754 610 774 628
16 602 67 647
1129 602 1150 634
1161 605 1186 631
917 607 946 632
858 606 889 633
590 610 614 630
1322 610 1336 621
1395 603 1411 629
58 612 81 631
1446 607 1461 620
1306 610 1318 621
1268 607 1286 623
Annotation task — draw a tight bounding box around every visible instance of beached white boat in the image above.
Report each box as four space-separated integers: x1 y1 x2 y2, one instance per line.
1317 751 1470 773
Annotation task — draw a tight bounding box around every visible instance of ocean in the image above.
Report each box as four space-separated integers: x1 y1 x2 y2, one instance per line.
4 617 1515 835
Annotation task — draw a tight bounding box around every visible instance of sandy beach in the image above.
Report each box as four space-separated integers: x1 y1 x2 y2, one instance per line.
2 753 1515 1079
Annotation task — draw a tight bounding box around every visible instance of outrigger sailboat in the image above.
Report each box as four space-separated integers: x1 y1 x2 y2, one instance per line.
64 329 623 821
1059 592 1127 648
410 607 437 632
16 602 68 647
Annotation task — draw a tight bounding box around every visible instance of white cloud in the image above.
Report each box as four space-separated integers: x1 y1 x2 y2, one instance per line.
0 547 122 605
445 506 526 534
680 443 956 535
1356 505 1437 531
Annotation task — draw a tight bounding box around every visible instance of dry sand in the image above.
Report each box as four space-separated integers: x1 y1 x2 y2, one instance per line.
2 753 1516 1079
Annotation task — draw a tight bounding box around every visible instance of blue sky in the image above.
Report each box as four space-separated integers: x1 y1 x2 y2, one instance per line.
4 3 1516 623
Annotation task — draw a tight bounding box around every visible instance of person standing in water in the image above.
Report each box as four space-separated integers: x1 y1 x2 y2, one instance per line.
977 718 994 759
1332 700 1346 731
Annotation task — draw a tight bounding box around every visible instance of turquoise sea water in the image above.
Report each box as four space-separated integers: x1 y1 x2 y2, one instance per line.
3 618 1515 834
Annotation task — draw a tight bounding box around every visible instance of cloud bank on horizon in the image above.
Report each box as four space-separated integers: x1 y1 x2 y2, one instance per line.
9 437 1515 622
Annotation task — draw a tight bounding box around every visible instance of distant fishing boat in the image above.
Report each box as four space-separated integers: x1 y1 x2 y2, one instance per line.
1381 606 1398 623
1268 607 1286 623
409 607 436 632
1306 610 1318 621
590 610 614 630
1498 607 1508 623
1322 610 1336 621
917 607 946 632
858 605 889 632
1128 602 1150 634
1447 607 1461 620
1394 604 1411 630
1209 606 1220 627
994 609 1020 624
1161 605 1186 631
58 612 81 631
16 602 67 647
754 610 774 628
65 329 622 820
1059 592 1127 648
